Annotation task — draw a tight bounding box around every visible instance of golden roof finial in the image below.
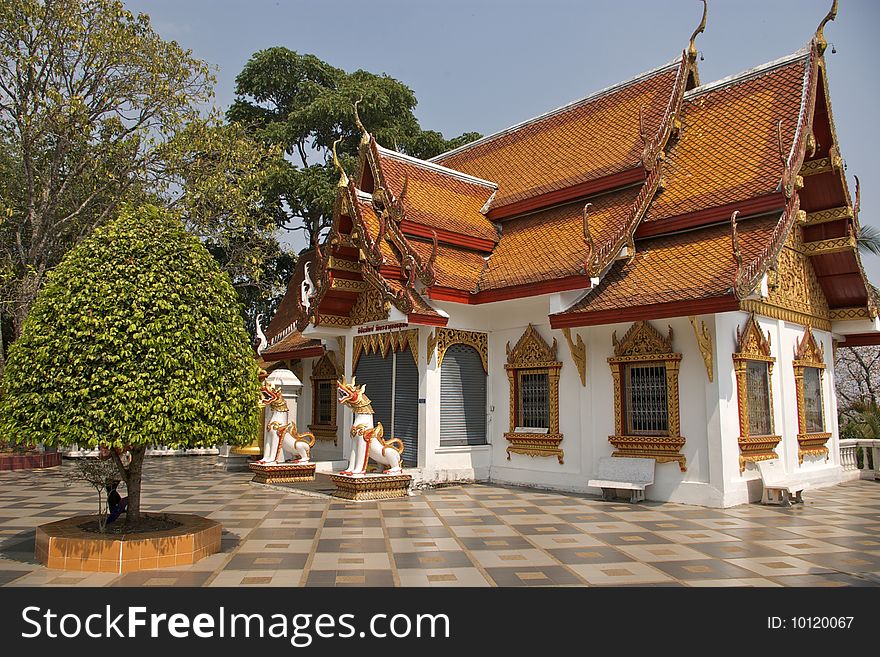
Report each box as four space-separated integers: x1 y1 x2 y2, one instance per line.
353 97 370 145
331 138 348 187
816 0 838 56
688 0 708 61
730 210 742 269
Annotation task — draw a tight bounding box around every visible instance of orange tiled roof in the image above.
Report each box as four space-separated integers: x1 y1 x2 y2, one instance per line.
262 331 322 359
433 62 680 210
266 251 315 341
478 186 642 291
409 238 487 292
375 147 498 243
558 214 781 315
385 278 444 319
646 51 810 223
355 194 398 261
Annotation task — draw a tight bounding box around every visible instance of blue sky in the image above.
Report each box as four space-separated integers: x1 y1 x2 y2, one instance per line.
123 0 880 283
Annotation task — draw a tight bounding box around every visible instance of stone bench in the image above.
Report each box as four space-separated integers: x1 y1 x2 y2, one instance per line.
588 457 655 503
757 459 809 506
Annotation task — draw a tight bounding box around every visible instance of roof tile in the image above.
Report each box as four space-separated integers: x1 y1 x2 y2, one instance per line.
646 55 809 222
434 63 679 210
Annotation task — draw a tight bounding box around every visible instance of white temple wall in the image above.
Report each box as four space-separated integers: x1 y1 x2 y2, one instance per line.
435 296 727 505
714 311 844 506
315 298 847 506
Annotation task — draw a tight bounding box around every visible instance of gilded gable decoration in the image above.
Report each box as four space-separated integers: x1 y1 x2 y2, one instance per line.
734 314 772 361
506 324 558 368
352 329 419 370
504 325 564 465
433 328 488 373
349 290 390 325
794 325 825 366
612 320 675 359
607 321 686 471
689 316 714 382
732 314 780 472
793 326 831 464
562 328 587 387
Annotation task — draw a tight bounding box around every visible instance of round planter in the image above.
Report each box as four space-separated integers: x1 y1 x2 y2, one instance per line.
35 514 221 573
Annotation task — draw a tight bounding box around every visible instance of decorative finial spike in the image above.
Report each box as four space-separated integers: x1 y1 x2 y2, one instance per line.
582 203 593 243
854 175 861 215
816 0 838 56
730 210 743 269
353 96 367 136
688 0 708 61
331 138 348 187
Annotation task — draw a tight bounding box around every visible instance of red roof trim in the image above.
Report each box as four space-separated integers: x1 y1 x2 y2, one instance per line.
400 220 496 252
262 345 326 361
487 167 647 221
408 312 449 327
476 274 590 303
429 275 592 305
549 295 739 329
639 193 785 238
429 287 473 303
839 333 880 347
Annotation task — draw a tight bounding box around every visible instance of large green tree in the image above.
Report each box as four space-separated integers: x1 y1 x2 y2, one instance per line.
227 47 481 248
0 204 260 522
0 0 212 339
0 0 287 368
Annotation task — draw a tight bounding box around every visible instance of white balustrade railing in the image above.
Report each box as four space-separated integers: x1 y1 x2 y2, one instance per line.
839 439 880 480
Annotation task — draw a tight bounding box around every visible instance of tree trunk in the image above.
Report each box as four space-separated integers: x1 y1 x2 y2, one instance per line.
125 445 146 523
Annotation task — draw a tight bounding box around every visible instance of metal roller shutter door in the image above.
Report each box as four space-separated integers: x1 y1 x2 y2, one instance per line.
440 343 487 446
354 351 393 435
394 347 419 467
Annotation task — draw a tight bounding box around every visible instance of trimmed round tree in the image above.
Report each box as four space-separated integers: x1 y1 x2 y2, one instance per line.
0 204 260 522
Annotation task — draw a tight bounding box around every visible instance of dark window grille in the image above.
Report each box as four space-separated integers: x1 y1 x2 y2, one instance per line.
518 372 549 429
624 363 668 435
317 381 332 424
746 361 773 435
803 367 825 433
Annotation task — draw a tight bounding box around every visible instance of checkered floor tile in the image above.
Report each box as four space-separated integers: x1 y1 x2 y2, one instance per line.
0 458 878 587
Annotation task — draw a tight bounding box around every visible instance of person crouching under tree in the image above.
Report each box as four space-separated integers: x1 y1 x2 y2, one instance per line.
106 481 128 524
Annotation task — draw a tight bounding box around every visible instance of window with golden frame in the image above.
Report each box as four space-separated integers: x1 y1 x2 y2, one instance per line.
607 321 686 471
309 352 340 445
732 314 781 473
504 325 564 464
793 326 831 464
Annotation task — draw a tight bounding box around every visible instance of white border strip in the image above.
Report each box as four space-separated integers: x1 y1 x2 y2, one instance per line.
377 145 497 189
685 47 810 99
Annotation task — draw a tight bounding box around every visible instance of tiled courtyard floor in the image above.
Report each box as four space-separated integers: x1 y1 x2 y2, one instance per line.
0 457 879 587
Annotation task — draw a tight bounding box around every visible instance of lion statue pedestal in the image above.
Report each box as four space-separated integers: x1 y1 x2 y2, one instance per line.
250 368 317 484
332 377 412 500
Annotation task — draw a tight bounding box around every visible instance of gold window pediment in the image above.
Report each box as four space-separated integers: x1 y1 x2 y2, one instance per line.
734 314 773 362
793 325 830 464
610 321 676 361
504 325 563 465
607 321 686 471
505 323 559 369
732 314 780 472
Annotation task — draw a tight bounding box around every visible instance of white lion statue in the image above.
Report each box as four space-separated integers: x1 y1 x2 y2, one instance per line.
257 369 315 464
336 376 404 475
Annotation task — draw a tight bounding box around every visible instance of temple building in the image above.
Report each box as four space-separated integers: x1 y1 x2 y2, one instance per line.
257 3 880 506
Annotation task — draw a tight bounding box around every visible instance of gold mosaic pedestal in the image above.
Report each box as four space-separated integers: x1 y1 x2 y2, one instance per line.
329 473 412 501
248 461 316 484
